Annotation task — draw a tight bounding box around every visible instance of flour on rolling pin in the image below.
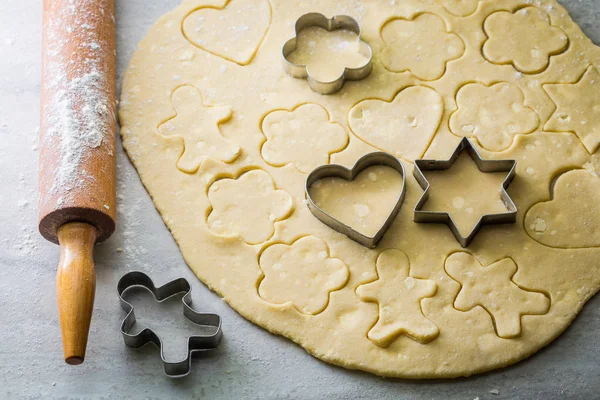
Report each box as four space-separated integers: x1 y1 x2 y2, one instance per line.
39 0 117 244
44 3 115 196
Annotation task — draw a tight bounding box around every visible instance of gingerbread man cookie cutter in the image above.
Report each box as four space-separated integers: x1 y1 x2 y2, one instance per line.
305 152 406 248
117 271 223 378
413 138 517 247
282 13 373 95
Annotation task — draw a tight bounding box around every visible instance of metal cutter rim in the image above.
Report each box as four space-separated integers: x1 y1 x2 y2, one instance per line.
305 152 406 248
413 137 517 247
117 271 223 378
282 12 373 95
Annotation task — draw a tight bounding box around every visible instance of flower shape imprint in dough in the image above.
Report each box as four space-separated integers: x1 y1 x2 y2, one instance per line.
258 236 350 315
445 252 550 338
260 104 349 173
483 7 568 74
450 82 539 151
207 169 293 245
381 13 465 81
158 85 241 174
356 249 439 347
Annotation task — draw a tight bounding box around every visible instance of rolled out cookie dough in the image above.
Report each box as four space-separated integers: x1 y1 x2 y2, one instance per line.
119 0 600 378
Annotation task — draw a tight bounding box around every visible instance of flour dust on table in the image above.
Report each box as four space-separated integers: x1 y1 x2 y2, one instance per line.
119 0 600 378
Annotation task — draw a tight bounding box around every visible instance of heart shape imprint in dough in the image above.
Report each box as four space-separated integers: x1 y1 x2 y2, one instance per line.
348 86 444 161
305 152 406 248
182 0 272 66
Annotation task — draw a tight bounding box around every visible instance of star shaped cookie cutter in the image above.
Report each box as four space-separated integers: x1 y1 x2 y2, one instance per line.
282 13 373 95
117 271 223 378
305 152 406 248
413 138 517 247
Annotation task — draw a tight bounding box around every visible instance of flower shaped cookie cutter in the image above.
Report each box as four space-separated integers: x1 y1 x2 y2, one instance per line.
282 13 373 95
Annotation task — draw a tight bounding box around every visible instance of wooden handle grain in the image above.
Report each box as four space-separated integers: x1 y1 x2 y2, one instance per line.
39 0 116 243
57 223 98 365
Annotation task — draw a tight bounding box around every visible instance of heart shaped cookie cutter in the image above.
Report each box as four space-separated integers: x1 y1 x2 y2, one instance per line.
305 152 406 248
282 13 373 95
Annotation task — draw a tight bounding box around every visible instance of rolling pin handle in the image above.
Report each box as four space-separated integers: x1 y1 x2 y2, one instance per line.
56 222 98 365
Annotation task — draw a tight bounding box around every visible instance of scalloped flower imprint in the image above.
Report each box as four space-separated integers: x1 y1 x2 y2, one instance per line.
381 13 464 81
450 82 539 151
258 236 350 315
207 169 293 245
483 7 568 74
261 104 348 173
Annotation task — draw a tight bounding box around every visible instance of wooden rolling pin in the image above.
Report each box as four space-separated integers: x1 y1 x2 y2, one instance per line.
39 0 116 365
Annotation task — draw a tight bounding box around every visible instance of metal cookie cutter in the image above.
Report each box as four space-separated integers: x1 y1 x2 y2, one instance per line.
282 13 373 95
117 271 222 378
305 152 406 248
413 137 517 247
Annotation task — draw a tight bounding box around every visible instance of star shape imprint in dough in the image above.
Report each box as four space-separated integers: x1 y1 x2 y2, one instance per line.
158 85 241 173
445 252 550 338
544 66 600 154
356 249 439 347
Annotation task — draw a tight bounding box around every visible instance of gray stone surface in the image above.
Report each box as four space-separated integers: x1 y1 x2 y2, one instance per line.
0 0 599 399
